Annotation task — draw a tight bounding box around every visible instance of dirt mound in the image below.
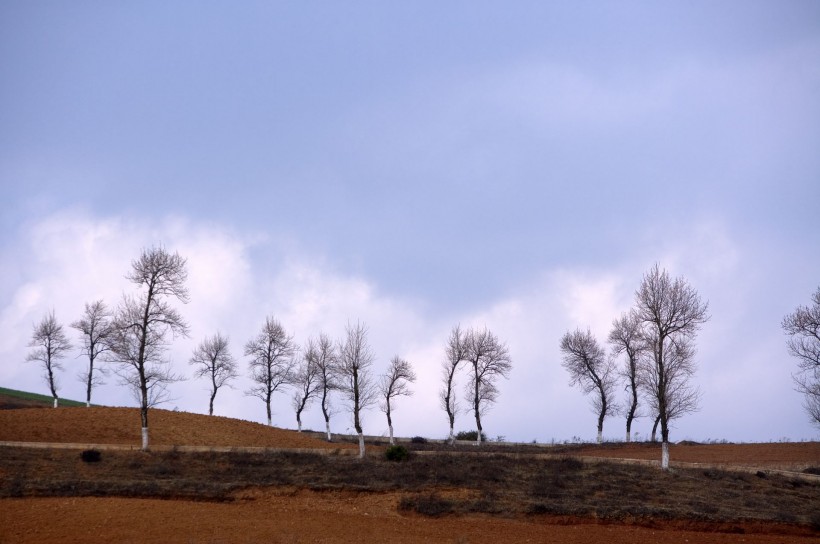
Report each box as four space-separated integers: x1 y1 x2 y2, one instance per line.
0 407 356 450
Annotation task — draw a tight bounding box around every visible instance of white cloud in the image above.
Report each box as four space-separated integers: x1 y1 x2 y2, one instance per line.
2 210 816 443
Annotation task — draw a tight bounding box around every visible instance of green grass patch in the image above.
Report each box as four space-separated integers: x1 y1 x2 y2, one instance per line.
0 387 89 408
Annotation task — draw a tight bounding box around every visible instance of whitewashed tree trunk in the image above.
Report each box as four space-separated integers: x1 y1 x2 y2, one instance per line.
141 427 149 451
448 427 455 445
53 398 58 408
297 418 302 432
267 415 272 426
388 424 394 445
357 432 365 458
475 431 482 446
325 421 332 442
626 430 631 443
86 401 91 408
661 441 670 470
597 430 602 444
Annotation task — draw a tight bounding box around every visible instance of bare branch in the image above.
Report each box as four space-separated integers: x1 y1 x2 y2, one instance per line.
26 310 72 406
244 316 297 426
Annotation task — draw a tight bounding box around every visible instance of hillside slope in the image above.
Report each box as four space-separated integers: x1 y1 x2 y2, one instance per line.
0 407 356 450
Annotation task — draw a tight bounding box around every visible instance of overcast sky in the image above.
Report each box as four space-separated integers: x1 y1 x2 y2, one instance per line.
2 2 818 444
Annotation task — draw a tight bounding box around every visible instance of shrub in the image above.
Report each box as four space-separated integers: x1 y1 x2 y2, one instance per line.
455 430 487 442
410 436 427 444
385 445 409 462
81 449 101 463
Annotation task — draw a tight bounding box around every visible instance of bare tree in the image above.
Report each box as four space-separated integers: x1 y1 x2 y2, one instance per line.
109 247 189 450
291 340 322 432
464 327 512 445
608 310 646 442
71 300 114 407
311 333 339 441
189 332 238 416
338 321 377 458
560 328 618 444
26 310 72 408
782 286 820 427
379 356 416 445
642 337 701 442
440 325 467 444
634 264 709 469
244 316 297 427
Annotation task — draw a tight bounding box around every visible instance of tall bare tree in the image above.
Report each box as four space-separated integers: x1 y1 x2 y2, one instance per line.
560 328 618 444
338 321 377 458
189 332 238 416
291 340 322 432
634 264 709 469
782 286 820 426
608 310 646 442
379 356 416 445
245 316 297 427
72 300 114 407
464 327 511 445
642 337 701 443
441 325 467 444
311 333 339 441
26 310 72 408
109 246 189 450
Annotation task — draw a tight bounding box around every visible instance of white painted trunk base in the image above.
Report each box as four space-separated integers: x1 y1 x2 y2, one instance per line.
661 441 670 470
325 421 332 442
86 402 91 408
597 430 602 444
357 433 365 458
626 430 631 443
389 424 394 445
141 427 149 451
53 398 58 408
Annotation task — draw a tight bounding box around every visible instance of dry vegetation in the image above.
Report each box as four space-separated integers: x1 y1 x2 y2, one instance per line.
1 399 819 541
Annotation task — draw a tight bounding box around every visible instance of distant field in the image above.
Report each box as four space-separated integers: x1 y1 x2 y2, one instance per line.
0 387 88 409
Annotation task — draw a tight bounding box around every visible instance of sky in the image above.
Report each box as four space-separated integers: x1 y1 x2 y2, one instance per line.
1 1 819 444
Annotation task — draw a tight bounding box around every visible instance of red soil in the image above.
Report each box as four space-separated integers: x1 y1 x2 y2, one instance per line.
1 406 817 543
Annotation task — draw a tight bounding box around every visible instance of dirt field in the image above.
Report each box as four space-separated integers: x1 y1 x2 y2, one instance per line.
1 406 818 543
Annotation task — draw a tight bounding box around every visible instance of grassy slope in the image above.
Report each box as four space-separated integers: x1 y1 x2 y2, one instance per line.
0 387 88 408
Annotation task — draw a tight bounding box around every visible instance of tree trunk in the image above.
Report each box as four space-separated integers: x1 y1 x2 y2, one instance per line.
140 405 150 452
296 411 302 432
325 419 332 442
626 429 631 442
53 397 58 408
357 432 365 459
86 369 93 408
448 425 455 445
86 401 91 408
597 429 602 444
209 392 215 417
386 402 394 445
651 414 660 442
266 398 272 426
661 441 670 470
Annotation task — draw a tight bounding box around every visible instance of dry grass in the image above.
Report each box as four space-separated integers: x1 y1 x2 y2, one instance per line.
2 446 818 531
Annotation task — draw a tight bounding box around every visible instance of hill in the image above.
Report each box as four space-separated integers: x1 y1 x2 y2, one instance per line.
0 387 87 409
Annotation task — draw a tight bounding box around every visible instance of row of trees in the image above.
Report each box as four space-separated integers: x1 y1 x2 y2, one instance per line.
560 264 710 469
25 246 514 457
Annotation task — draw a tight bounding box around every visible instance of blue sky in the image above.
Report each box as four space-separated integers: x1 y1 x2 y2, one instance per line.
1 1 819 443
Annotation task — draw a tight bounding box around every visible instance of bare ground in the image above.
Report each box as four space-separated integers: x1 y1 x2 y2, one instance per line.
1 405 818 543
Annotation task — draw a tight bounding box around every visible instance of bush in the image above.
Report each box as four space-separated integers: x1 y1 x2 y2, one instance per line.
81 449 101 463
385 445 409 462
410 436 427 444
455 430 487 442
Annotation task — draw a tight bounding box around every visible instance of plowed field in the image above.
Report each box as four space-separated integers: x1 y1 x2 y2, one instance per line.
1 405 818 543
